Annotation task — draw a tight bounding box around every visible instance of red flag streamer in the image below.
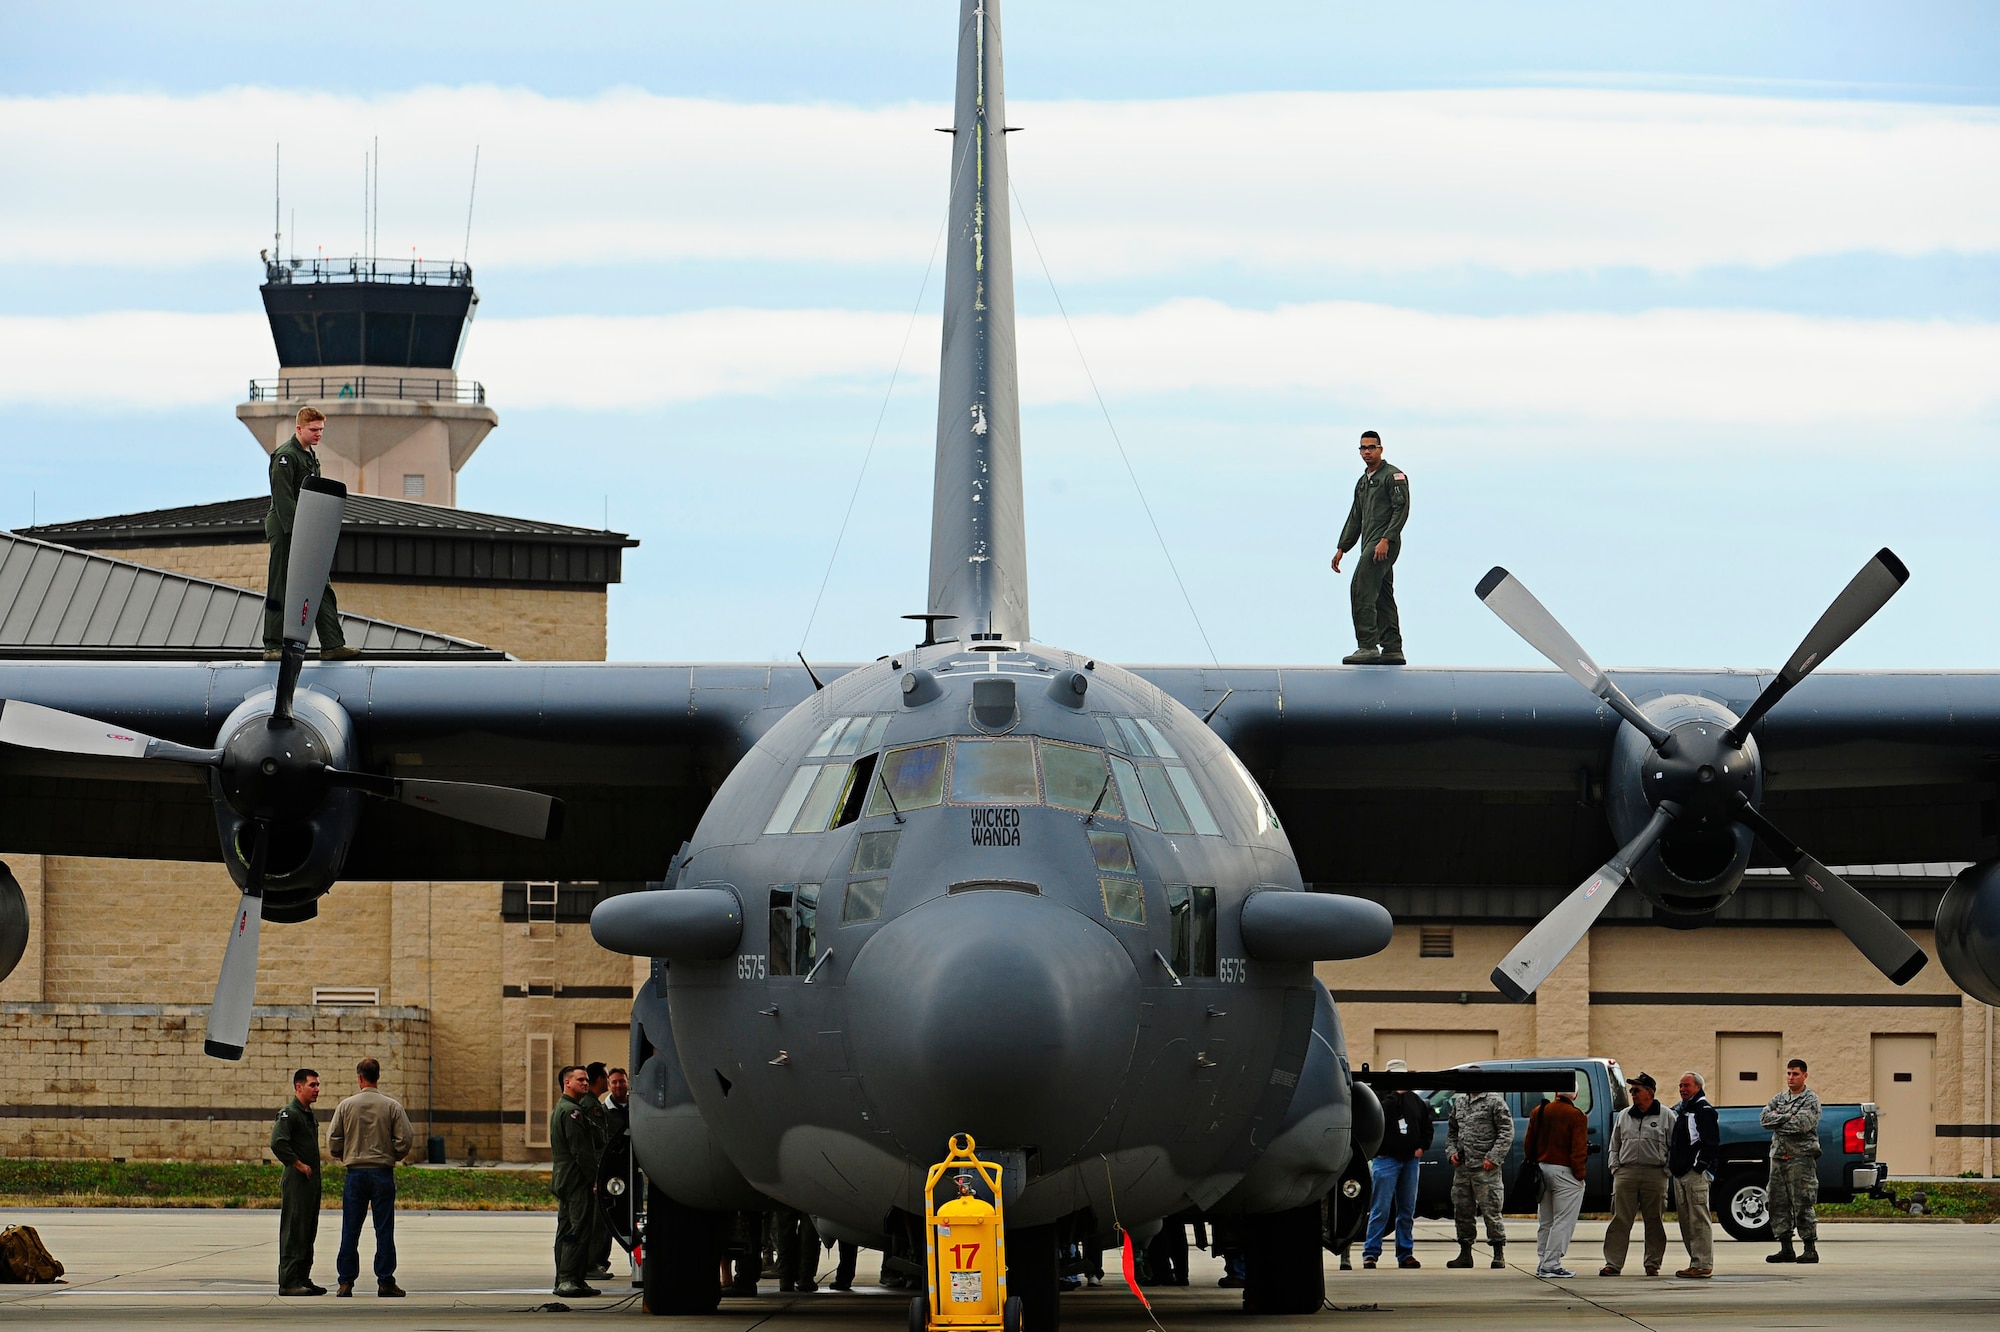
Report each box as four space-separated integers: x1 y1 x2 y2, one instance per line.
1120 1228 1152 1313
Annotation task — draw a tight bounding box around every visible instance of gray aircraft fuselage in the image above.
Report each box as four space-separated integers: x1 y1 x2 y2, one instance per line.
629 643 1354 1237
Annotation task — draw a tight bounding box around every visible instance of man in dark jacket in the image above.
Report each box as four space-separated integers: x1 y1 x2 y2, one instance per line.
1671 1071 1722 1278
271 1068 326 1296
1361 1060 1434 1269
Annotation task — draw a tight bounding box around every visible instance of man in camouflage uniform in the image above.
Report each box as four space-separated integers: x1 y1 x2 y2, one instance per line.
1760 1058 1822 1265
263 405 355 661
270 1067 326 1296
1445 1073 1513 1268
1330 430 1411 665
551 1064 607 1297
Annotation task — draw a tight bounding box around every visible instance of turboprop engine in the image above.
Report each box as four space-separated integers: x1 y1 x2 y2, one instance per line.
1938 862 2000 1006
0 476 563 1057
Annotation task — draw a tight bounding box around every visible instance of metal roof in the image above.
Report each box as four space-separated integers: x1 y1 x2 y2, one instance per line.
20 495 635 545
0 530 499 657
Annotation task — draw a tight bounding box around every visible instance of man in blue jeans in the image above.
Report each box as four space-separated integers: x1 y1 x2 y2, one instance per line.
1362 1060 1435 1269
327 1057 415 1297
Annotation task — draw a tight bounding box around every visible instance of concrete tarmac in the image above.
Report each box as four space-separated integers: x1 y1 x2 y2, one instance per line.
1 1210 1995 1330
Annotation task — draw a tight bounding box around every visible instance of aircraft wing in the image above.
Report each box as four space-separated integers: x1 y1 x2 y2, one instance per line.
1134 666 2000 888
0 660 825 881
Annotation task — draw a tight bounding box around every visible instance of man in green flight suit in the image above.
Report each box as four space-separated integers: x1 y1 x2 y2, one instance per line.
1331 430 1410 665
271 1067 327 1296
550 1063 606 1298
263 406 357 661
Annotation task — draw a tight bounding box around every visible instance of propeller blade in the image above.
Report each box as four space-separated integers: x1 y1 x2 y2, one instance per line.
1491 802 1678 1002
0 700 221 766
324 768 564 839
1726 548 1909 746
1732 798 1928 984
204 821 269 1060
272 476 348 724
1474 567 1673 751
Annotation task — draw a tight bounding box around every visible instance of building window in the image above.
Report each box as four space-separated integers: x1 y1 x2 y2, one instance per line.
403 473 426 498
501 882 641 923
1420 926 1454 958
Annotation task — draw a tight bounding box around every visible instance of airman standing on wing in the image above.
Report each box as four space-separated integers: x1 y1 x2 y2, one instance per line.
1331 430 1410 665
263 405 357 661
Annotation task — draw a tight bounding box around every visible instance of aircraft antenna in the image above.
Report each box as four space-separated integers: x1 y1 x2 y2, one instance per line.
462 145 480 264
1011 180 1225 672
795 145 968 657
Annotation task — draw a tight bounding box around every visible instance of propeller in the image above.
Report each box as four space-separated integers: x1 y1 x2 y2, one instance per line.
273 475 349 723
205 818 269 1059
1477 550 1924 998
1490 803 1678 1003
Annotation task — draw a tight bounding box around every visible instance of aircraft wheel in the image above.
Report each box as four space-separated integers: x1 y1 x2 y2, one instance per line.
1241 1203 1326 1315
1007 1223 1060 1332
641 1192 723 1314
1716 1171 1772 1242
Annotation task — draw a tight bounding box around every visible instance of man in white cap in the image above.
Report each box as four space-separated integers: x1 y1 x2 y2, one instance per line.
1360 1059 1435 1269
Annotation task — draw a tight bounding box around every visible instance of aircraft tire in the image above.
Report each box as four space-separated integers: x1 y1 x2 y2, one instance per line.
1240 1204 1326 1315
641 1192 723 1315
1006 1223 1060 1332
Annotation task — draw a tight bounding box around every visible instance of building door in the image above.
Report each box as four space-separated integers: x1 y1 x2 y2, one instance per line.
1716 1033 1782 1107
576 1023 629 1074
1375 1030 1498 1070
1872 1034 1935 1177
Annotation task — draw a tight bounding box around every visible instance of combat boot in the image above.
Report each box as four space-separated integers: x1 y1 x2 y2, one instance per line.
1341 648 1381 665
1489 1242 1505 1269
1766 1236 1797 1264
1445 1243 1474 1269
1797 1240 1819 1264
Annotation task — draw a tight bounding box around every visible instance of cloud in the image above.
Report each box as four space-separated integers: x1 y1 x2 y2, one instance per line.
4 303 1994 427
3 87 1995 279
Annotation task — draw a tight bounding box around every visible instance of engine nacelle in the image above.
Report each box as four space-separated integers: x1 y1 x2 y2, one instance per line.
208 688 362 924
1605 693 1761 918
1938 860 2000 1006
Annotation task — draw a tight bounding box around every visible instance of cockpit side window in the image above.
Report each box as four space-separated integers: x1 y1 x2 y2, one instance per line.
769 884 820 976
1111 756 1154 829
831 752 878 829
1166 884 1219 977
1137 764 1195 834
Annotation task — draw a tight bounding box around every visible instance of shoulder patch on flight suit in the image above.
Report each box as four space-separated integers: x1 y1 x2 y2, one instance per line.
1394 473 1406 481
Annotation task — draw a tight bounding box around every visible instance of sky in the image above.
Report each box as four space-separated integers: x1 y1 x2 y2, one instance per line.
3 1 1996 669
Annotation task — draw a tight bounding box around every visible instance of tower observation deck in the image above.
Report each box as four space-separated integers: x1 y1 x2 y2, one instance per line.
236 256 498 507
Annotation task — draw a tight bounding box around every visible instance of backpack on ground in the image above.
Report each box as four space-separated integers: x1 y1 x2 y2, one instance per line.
0 1224 65 1283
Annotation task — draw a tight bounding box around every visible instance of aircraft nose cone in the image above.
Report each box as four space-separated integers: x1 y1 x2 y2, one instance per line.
845 889 1141 1164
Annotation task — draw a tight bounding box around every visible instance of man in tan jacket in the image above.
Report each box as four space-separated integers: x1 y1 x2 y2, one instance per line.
327 1057 415 1297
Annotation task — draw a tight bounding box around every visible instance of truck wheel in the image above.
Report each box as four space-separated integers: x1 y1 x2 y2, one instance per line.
909 1295 930 1332
1003 1295 1024 1332
1716 1171 1771 1242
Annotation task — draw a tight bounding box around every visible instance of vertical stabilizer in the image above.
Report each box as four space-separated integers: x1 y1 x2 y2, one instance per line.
927 0 1030 644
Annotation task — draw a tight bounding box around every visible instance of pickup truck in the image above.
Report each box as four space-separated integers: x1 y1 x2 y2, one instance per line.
1405 1058 1888 1241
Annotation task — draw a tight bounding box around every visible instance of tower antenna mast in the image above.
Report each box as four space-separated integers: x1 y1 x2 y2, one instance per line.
273 143 281 260
462 145 480 265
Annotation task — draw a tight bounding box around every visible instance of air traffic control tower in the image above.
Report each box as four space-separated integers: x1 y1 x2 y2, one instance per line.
235 256 497 506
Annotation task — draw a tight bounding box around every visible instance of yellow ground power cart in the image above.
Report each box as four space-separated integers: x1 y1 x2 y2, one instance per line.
911 1134 1022 1332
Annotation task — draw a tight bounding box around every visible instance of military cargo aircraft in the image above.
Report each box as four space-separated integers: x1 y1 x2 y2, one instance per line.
4 0 2000 1324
